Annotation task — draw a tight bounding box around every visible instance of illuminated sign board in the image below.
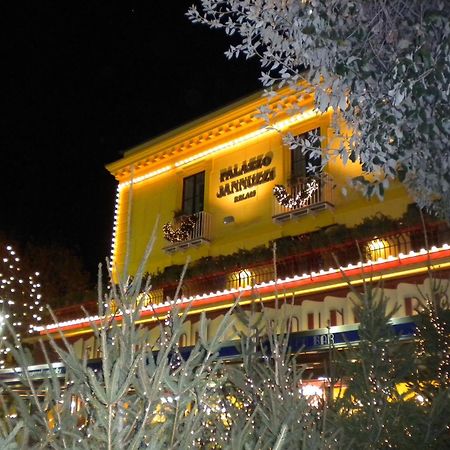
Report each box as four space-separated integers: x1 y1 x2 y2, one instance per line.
216 152 276 202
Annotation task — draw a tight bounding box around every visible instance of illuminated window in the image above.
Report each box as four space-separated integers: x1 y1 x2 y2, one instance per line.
70 395 79 414
182 171 205 215
367 237 390 260
138 290 163 307
228 269 254 289
291 128 321 180
300 381 324 407
238 269 252 287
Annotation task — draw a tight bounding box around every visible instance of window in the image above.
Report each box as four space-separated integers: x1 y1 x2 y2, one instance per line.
329 309 337 327
404 297 418 316
329 309 344 327
291 128 321 180
182 171 205 215
307 313 315 330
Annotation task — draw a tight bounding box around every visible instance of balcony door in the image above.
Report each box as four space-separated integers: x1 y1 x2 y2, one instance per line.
182 171 205 215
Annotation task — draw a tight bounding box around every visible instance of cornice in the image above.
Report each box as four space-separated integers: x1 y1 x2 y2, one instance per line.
106 86 313 181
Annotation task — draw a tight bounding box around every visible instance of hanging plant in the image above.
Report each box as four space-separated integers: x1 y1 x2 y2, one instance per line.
273 179 319 209
163 215 197 243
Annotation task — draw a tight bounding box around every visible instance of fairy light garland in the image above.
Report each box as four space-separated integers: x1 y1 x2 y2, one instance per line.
35 243 450 334
0 244 43 368
273 179 318 209
163 215 197 243
416 292 450 387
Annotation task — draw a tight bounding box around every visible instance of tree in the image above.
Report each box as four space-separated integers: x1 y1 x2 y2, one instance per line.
21 242 93 309
0 243 43 368
328 277 450 449
188 1 450 219
0 241 449 447
411 276 450 448
331 283 419 448
0 245 329 448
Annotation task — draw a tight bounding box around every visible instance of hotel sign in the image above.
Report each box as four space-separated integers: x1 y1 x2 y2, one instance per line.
216 152 276 202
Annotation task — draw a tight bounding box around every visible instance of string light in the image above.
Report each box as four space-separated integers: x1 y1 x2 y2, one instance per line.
35 243 450 333
0 244 43 368
273 179 319 209
118 165 172 190
415 283 450 387
110 186 121 270
162 215 197 243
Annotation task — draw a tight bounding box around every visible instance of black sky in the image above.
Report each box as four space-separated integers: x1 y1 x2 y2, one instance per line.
1 1 261 278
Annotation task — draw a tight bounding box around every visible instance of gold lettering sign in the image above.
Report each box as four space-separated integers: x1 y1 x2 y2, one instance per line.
216 152 276 198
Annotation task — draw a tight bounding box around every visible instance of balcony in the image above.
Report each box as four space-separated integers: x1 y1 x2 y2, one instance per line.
163 211 211 254
153 222 450 302
272 173 334 223
51 222 450 322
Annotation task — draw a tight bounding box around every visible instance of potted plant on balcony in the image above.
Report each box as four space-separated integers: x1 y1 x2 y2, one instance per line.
324 224 351 245
273 234 311 258
352 213 399 240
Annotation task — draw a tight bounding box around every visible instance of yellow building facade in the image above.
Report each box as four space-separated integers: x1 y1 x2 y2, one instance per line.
27 87 450 376
106 87 409 279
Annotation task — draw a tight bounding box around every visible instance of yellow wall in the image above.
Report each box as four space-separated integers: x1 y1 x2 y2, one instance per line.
108 90 412 279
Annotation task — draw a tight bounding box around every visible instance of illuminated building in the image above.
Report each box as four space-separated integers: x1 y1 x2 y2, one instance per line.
9 87 450 382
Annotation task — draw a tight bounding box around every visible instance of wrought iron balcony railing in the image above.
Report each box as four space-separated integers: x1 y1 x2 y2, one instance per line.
52 222 449 322
272 173 334 223
154 222 450 303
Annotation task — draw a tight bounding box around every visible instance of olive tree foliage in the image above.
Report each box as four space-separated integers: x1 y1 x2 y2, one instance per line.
188 0 450 218
0 240 330 449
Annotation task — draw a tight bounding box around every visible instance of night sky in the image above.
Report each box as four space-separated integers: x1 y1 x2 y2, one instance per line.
1 1 261 278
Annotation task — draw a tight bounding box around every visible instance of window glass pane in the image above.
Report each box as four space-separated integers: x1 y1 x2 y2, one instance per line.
184 177 195 199
194 172 205 212
182 171 205 215
292 149 306 178
182 176 194 214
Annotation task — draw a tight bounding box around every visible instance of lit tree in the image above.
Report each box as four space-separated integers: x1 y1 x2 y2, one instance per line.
0 244 43 368
331 284 417 448
331 280 450 448
1 250 450 446
410 277 450 448
415 277 450 389
188 0 450 218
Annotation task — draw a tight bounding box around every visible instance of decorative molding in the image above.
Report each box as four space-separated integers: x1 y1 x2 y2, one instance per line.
106 87 311 181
